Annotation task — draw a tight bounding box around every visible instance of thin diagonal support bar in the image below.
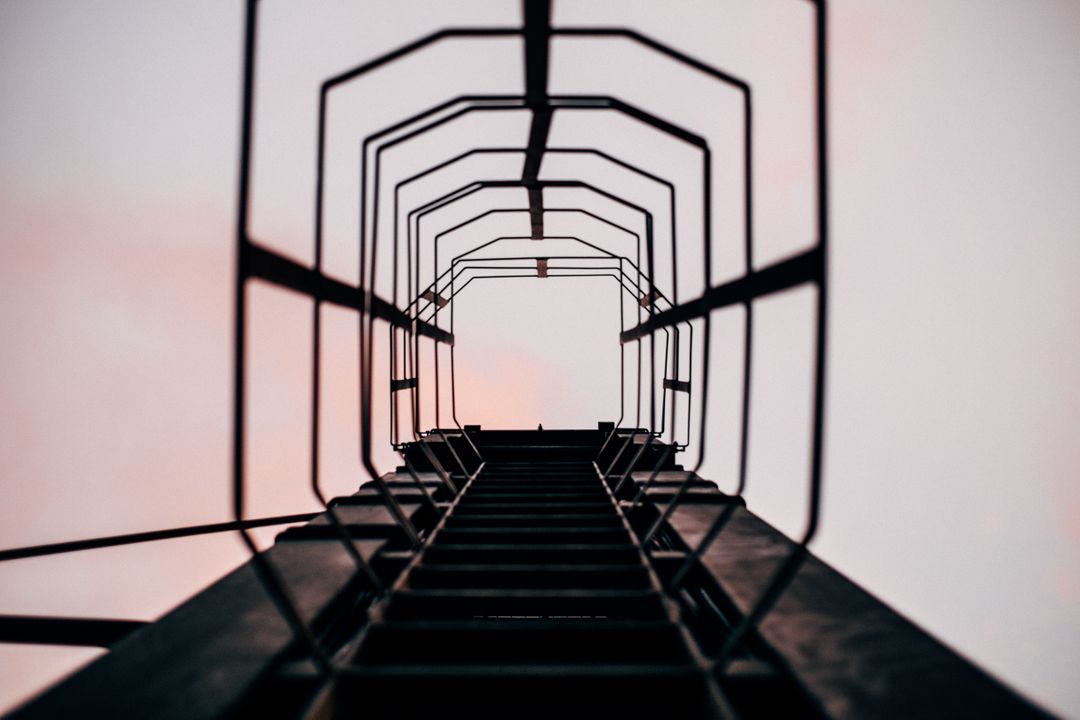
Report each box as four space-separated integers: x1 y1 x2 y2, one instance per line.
0 513 319 563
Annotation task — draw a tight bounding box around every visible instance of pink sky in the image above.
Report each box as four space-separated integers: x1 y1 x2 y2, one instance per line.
1 0 1079 715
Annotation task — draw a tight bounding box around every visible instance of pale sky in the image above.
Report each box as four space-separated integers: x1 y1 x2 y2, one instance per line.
1 0 1078 715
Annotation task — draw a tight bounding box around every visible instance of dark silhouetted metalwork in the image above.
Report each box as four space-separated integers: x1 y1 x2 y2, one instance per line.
2 2 1055 719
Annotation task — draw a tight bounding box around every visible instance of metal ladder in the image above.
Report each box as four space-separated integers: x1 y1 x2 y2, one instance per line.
336 449 726 718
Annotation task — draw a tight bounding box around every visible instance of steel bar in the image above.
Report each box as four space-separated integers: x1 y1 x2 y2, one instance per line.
0 616 148 648
0 513 318 563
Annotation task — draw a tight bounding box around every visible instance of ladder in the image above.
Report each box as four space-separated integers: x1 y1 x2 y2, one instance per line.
339 448 725 718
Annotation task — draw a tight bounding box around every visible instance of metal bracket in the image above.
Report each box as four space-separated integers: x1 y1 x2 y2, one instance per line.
663 378 690 393
391 377 418 392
